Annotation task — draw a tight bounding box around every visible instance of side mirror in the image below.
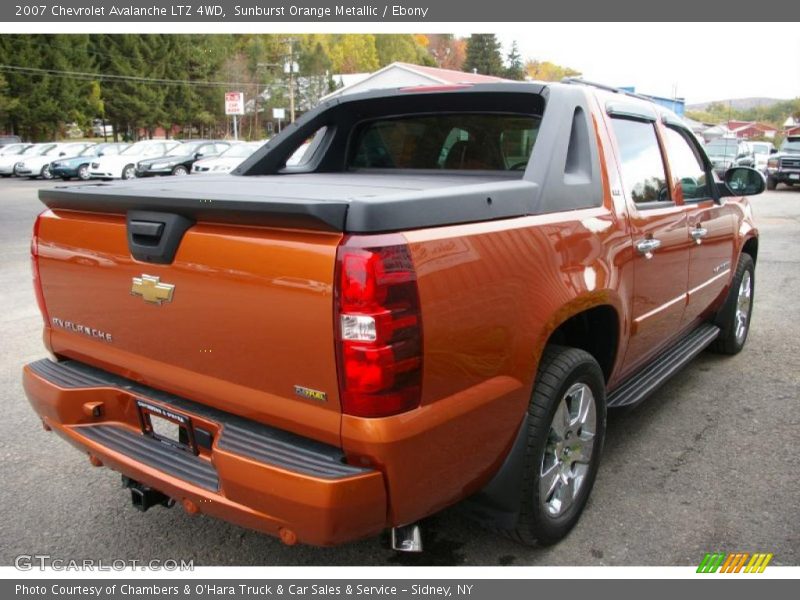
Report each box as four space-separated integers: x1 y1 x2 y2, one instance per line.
770 148 778 154
97 152 105 157
194 152 204 160
59 152 66 156
723 167 765 196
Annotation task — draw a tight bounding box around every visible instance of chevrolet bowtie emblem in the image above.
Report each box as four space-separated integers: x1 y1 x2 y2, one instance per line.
131 274 175 305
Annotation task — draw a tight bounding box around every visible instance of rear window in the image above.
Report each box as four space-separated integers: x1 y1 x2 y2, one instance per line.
349 113 540 171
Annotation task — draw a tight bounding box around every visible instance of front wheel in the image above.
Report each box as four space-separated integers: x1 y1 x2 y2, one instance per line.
766 176 778 190
711 253 755 355
508 345 606 546
121 164 136 180
77 164 90 180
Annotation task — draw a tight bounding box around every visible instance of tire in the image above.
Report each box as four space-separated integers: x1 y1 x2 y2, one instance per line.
77 164 90 181
766 176 777 190
711 253 755 355
171 165 188 176
40 164 52 180
121 164 136 180
507 345 606 546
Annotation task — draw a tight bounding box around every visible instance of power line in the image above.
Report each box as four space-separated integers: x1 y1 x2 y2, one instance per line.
0 64 253 88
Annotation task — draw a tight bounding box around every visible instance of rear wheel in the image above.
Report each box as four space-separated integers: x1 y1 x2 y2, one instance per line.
508 345 606 546
171 165 188 176
711 253 755 355
121 164 136 180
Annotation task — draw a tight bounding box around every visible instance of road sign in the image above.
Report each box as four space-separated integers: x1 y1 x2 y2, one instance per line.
272 108 286 120
225 92 244 116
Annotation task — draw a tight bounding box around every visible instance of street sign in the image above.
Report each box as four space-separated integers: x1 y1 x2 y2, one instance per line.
225 92 244 116
272 108 286 120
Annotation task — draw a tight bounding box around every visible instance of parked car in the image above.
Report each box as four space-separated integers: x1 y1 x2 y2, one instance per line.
24 82 763 551
0 143 31 157
89 140 182 180
0 143 57 177
191 142 261 174
749 141 775 174
15 142 94 179
0 135 23 149
136 140 232 177
766 135 800 190
50 143 130 181
704 138 754 177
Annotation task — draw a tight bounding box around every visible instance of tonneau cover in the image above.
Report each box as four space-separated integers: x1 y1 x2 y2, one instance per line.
39 172 537 233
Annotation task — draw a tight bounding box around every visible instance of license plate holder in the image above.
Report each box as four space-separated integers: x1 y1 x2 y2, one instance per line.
790 173 799 180
137 399 196 454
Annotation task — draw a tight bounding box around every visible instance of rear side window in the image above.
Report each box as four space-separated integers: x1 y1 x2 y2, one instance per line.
350 113 540 171
610 118 668 205
662 127 712 201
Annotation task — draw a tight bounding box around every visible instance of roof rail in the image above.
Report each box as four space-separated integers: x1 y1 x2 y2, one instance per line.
561 77 655 104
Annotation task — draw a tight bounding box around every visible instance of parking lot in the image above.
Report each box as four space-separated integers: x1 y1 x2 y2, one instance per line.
0 178 798 567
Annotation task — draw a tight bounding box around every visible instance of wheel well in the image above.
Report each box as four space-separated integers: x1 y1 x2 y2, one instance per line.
547 305 618 382
742 236 758 265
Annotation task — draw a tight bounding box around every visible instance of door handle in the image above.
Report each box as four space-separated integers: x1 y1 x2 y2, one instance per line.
690 226 709 244
635 238 662 259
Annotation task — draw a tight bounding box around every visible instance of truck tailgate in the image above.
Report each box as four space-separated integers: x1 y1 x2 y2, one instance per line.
36 209 344 446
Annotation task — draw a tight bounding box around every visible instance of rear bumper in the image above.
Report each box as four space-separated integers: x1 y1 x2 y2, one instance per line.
23 359 387 547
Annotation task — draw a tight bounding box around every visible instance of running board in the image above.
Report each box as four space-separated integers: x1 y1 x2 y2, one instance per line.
607 323 720 409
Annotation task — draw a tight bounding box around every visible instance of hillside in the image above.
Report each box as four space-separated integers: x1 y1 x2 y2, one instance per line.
687 97 787 112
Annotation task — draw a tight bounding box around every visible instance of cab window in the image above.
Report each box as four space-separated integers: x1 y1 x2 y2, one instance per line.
610 118 669 205
662 127 713 201
350 113 541 171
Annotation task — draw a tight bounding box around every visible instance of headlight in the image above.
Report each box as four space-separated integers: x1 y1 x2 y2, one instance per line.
16 162 25 168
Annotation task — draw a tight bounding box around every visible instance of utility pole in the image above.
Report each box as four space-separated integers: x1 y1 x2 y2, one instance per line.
283 37 298 123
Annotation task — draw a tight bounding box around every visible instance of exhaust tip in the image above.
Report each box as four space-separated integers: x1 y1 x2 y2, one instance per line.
391 523 423 553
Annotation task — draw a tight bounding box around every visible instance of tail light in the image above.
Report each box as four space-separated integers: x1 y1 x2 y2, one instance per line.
31 211 50 325
334 234 423 418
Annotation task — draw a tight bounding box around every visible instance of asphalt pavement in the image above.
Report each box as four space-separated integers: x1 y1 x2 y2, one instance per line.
0 178 797 566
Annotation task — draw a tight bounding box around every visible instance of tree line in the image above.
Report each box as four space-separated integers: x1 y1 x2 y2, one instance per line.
0 34 580 141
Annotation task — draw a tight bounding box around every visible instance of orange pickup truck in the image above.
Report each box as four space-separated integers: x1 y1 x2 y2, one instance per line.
23 81 763 551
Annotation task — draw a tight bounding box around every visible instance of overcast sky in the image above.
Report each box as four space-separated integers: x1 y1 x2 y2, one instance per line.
461 23 800 104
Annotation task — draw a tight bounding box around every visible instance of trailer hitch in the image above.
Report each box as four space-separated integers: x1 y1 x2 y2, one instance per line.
122 476 175 512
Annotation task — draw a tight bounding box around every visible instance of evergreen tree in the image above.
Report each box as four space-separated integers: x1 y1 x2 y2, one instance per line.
504 41 525 81
463 34 504 76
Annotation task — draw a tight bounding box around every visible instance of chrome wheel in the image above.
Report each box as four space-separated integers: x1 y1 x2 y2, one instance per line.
734 270 752 344
77 164 90 180
539 382 597 517
41 164 52 180
122 165 135 180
